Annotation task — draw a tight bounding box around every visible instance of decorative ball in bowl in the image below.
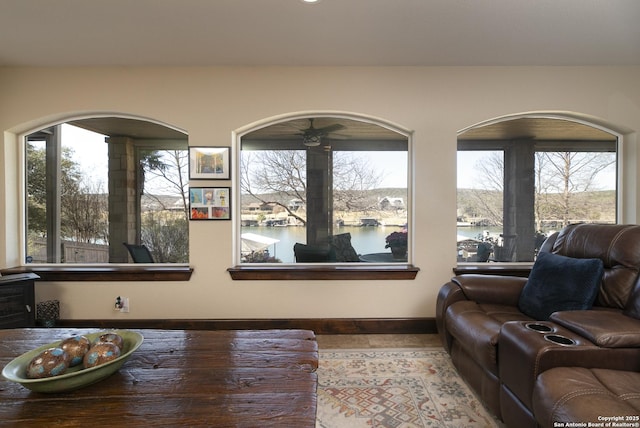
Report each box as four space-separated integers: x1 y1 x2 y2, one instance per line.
1 330 143 393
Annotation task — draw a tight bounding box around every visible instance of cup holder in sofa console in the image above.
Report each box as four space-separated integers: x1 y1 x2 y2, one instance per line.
544 334 577 346
525 323 553 333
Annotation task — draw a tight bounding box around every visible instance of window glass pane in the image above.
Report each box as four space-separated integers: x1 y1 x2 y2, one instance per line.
139 149 190 263
240 117 408 264
457 151 505 261
457 139 617 263
25 138 48 257
25 119 188 264
26 125 109 263
534 151 616 227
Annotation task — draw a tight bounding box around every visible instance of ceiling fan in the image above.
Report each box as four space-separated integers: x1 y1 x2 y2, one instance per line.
299 118 346 147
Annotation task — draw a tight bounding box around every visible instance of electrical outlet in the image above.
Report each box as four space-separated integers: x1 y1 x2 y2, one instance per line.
114 296 130 313
119 297 129 313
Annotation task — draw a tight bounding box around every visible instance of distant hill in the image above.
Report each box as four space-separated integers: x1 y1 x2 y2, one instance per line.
241 188 407 208
457 188 616 225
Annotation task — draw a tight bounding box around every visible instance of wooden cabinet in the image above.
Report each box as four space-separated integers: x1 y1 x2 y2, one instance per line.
0 273 38 329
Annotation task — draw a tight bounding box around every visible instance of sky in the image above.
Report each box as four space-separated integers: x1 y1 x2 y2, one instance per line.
61 124 108 186
61 124 614 192
457 151 492 189
357 151 407 188
457 150 616 190
62 124 408 191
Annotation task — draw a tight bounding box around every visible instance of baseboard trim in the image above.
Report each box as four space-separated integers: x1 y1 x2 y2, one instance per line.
57 318 437 335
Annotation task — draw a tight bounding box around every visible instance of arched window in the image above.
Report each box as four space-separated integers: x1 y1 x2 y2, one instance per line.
457 114 618 263
24 116 189 264
238 114 410 265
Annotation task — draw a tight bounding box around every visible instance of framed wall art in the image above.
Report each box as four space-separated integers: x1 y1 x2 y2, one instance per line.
189 187 231 220
189 146 231 180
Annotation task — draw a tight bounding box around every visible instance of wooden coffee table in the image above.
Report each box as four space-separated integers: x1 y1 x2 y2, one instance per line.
0 328 318 427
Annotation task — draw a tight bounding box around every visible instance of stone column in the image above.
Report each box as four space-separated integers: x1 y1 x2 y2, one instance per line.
108 136 138 262
305 146 333 246
503 140 536 261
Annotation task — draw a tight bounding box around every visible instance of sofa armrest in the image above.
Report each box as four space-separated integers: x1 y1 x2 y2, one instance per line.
436 280 468 351
550 310 640 348
436 274 527 352
452 274 527 306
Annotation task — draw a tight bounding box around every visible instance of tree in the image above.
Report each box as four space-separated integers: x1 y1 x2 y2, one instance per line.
240 150 308 224
62 180 108 243
140 211 189 263
26 142 86 237
459 150 616 229
140 149 190 221
26 140 112 263
138 149 190 261
332 152 383 211
538 152 615 226
459 151 504 226
240 150 384 224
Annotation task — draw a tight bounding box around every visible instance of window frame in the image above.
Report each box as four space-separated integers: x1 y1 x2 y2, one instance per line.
19 114 191 269
230 112 418 280
456 113 621 267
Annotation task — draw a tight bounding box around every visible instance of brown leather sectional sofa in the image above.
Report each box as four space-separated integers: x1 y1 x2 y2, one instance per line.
436 224 640 427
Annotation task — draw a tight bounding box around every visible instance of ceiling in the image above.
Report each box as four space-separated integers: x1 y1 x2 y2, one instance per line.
245 117 401 140
459 118 617 142
68 116 406 148
69 117 187 140
242 117 407 150
26 0 631 143
1 0 639 67
67 115 615 150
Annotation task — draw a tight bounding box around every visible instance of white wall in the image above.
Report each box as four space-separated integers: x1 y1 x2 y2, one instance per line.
1 66 639 320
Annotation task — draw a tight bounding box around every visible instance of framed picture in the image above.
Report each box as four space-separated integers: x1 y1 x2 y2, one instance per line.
189 187 231 220
189 146 231 180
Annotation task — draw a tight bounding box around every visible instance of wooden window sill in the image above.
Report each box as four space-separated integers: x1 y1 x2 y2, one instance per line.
227 264 420 280
0 266 193 282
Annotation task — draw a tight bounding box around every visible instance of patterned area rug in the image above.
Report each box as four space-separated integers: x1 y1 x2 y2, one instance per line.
316 348 502 428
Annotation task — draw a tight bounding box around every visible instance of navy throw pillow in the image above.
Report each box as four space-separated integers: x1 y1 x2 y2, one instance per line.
518 252 604 320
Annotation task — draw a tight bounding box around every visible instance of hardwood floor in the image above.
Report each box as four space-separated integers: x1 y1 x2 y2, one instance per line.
316 333 442 349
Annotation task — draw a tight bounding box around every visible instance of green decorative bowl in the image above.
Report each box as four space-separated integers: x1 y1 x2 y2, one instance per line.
2 330 143 393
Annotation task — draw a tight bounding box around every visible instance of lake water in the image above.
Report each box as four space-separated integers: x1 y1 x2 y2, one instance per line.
456 226 504 241
241 225 499 263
